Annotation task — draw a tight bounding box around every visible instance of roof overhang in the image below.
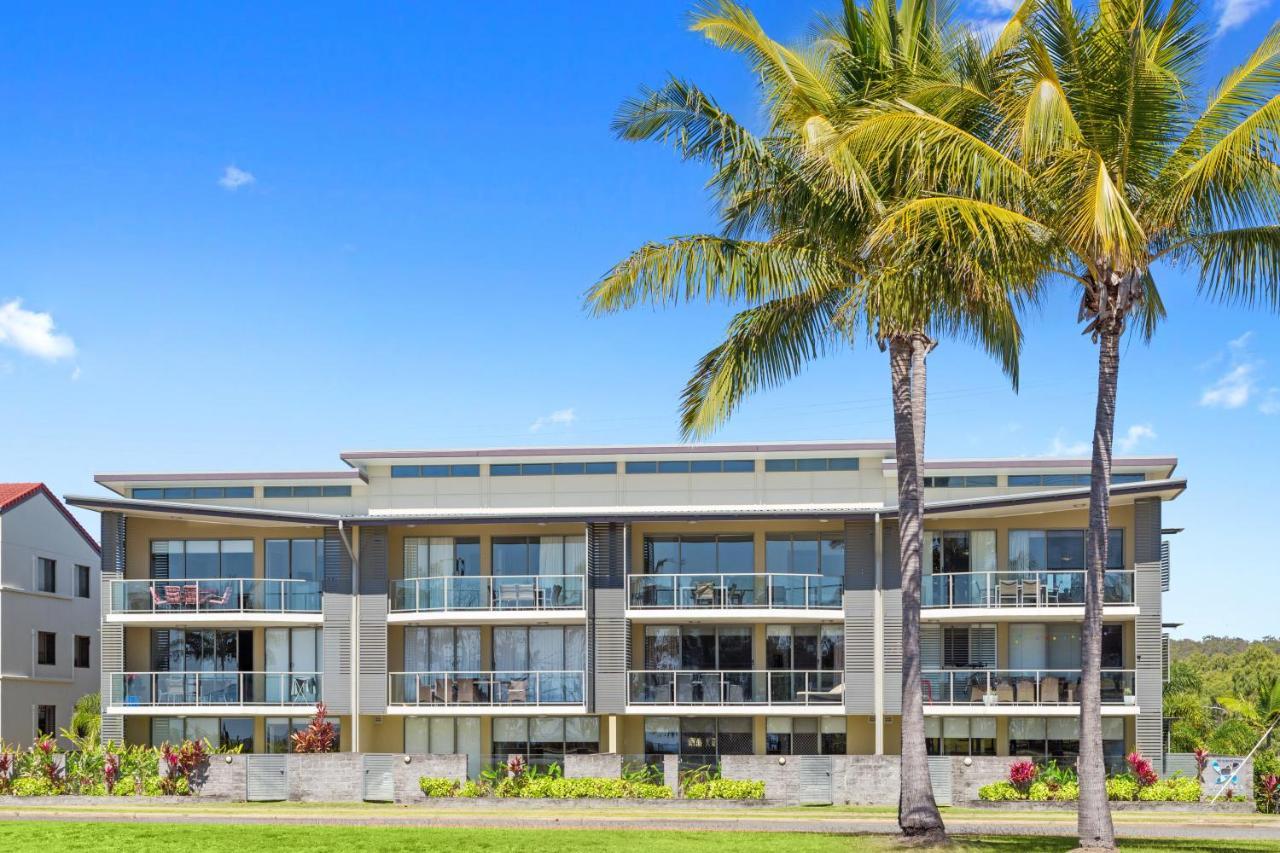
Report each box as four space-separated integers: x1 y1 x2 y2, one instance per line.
92 470 365 497
64 495 339 527
905 478 1186 520
883 456 1178 479
352 503 882 526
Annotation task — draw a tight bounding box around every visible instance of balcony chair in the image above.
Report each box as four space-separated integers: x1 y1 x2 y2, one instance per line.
455 678 477 703
997 579 1019 606
1065 678 1079 703
163 585 184 606
149 586 169 608
1040 675 1061 703
797 682 844 704
181 584 200 607
507 678 528 704
1016 678 1037 703
996 682 1015 703
692 582 716 607
498 584 536 609
203 586 232 607
1020 578 1041 605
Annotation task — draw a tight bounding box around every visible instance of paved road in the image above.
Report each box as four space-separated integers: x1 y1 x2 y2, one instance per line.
3 807 1279 843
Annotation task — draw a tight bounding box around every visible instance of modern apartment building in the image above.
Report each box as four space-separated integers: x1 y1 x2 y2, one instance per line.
68 441 1181 774
0 483 101 746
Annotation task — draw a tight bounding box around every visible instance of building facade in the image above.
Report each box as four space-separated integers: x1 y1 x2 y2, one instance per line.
69 441 1180 773
0 483 101 746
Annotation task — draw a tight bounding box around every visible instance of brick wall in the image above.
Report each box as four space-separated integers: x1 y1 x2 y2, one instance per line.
565 753 622 779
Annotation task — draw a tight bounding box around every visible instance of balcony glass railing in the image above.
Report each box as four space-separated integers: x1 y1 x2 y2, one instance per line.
108 579 322 614
110 671 321 707
390 575 585 613
388 671 585 706
922 571 1135 609
627 573 843 610
921 669 1137 705
627 670 844 705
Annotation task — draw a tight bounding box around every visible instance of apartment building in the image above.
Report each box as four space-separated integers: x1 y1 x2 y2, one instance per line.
68 441 1180 774
0 483 101 746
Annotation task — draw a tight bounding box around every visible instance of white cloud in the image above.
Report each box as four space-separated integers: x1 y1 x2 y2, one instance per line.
218 165 255 190
529 408 576 433
1217 0 1271 34
70 365 81 381
1048 431 1090 456
1199 332 1274 412
0 299 76 360
1117 423 1156 453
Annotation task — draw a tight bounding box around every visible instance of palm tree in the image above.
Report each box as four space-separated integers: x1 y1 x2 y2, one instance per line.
586 0 1030 840
69 692 101 746
841 0 1280 845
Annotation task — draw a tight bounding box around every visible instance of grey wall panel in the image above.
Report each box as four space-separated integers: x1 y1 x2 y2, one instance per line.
100 512 125 575
1135 559 1164 760
1134 498 1162 564
359 526 388 596
99 513 125 741
843 589 875 714
323 527 353 594
843 519 875 591
882 588 903 715
592 588 627 713
322 594 353 714
588 522 626 589
358 595 389 713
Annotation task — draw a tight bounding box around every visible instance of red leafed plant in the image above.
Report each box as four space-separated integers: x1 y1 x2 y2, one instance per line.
1263 774 1280 811
291 703 337 754
104 751 120 795
1008 760 1037 792
1193 747 1210 781
1126 752 1158 787
34 735 64 791
505 754 527 779
0 751 12 795
159 739 208 795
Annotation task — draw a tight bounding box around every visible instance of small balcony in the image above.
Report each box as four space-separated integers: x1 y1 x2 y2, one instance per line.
108 671 321 713
388 575 586 624
922 668 1138 714
386 671 585 714
107 579 322 625
626 573 843 622
921 571 1136 618
627 670 844 713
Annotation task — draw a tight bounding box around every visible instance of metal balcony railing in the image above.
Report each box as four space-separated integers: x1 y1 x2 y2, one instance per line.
108 578 322 614
922 571 1135 609
921 668 1137 705
627 669 844 705
626 573 843 610
110 671 321 707
390 575 585 613
388 670 585 707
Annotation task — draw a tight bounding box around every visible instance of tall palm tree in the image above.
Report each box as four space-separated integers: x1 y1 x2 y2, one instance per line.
586 0 1030 840
842 0 1280 845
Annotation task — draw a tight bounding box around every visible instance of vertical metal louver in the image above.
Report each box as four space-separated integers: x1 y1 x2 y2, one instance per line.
1160 540 1171 592
927 756 953 806
246 755 288 801
358 526 389 713
796 755 833 805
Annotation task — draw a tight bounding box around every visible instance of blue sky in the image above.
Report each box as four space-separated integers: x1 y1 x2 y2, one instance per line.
1 2 1277 639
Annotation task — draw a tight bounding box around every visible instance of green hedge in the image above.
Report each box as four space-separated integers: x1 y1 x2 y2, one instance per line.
419 776 672 799
979 774 1201 803
682 779 765 800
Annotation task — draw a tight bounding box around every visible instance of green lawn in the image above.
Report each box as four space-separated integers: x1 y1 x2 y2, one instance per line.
0 823 1275 853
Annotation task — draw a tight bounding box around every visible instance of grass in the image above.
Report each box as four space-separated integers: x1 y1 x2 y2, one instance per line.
0 823 1275 853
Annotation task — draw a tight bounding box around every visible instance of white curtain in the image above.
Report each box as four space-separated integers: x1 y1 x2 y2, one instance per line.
971 531 997 572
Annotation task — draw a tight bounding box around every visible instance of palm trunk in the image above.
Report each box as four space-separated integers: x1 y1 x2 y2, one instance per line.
1078 326 1119 849
892 335 946 840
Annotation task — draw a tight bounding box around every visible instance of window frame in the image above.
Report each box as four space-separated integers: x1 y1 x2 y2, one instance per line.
74 635 91 669
36 557 56 593
37 631 57 666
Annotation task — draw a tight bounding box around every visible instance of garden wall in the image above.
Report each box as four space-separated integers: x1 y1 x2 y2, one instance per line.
193 753 466 802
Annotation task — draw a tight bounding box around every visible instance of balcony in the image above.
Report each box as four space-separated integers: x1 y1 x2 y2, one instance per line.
626 573 842 622
107 579 322 625
921 571 1136 618
922 668 1138 715
388 575 586 624
108 671 321 713
386 671 585 714
627 670 844 714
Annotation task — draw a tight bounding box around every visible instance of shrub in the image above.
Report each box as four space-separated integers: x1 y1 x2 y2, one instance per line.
1028 782 1051 801
419 777 460 797
11 777 58 797
1055 781 1080 801
1008 760 1037 792
458 780 487 798
978 781 1023 802
291 703 337 754
683 779 764 800
1106 774 1140 801
1126 752 1158 787
1255 750 1280 814
500 777 672 799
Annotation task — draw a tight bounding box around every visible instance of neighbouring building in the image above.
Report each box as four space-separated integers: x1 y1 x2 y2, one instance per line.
0 483 101 746
67 441 1180 775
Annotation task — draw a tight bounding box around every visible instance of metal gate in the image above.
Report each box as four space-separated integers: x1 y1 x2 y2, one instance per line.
927 756 952 806
246 755 288 801
796 755 833 805
362 754 396 802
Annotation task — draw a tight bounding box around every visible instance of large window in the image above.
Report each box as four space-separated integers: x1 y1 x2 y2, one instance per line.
151 717 253 751
644 625 752 670
765 534 844 576
643 717 752 766
151 629 249 673
491 536 585 576
404 626 482 671
150 540 253 579
133 486 255 499
405 717 482 776
492 717 600 766
37 558 56 593
925 717 996 756
265 628 322 703
764 457 859 472
1008 529 1124 571
766 717 847 755
642 535 753 574
1009 717 1124 765
265 539 324 609
926 531 996 575
765 625 843 671
493 626 585 672
265 717 341 753
404 537 481 579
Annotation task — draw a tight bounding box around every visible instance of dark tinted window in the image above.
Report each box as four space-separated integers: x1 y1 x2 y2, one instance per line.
657 460 690 474
722 459 755 472
584 462 617 474
132 488 163 499
490 464 520 476
625 461 658 474
162 488 194 499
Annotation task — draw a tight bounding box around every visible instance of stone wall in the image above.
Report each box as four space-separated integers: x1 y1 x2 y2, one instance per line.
565 753 622 779
193 753 466 802
719 755 901 804
195 755 247 799
394 754 467 803
951 756 1016 803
